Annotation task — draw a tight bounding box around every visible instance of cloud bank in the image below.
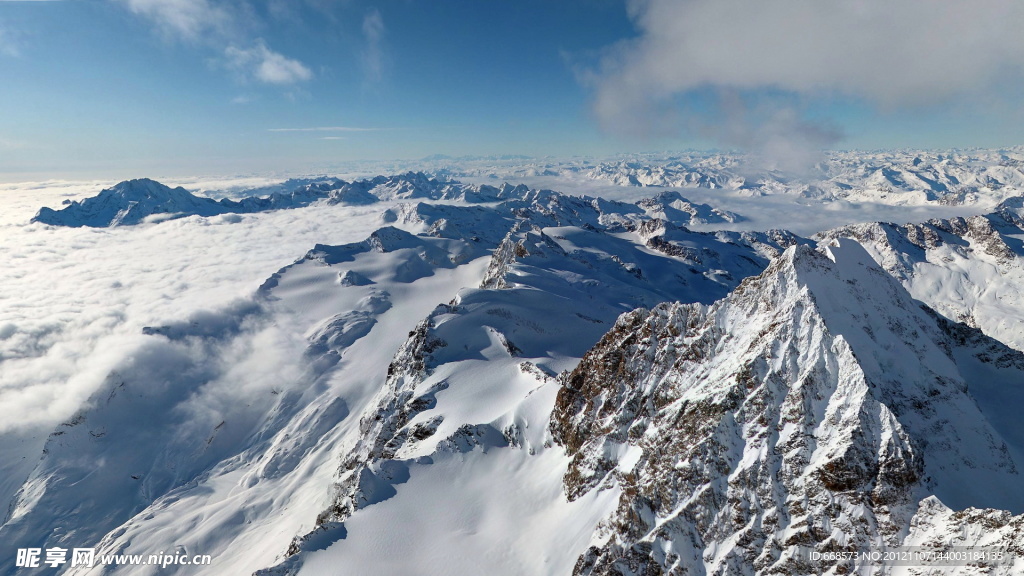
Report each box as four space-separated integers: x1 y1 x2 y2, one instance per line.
592 0 1024 157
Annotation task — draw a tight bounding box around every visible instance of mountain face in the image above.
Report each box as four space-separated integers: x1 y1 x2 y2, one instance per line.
551 239 1024 575
29 174 445 227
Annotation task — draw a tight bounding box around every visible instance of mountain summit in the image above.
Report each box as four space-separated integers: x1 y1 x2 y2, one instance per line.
553 239 1024 575
31 179 228 227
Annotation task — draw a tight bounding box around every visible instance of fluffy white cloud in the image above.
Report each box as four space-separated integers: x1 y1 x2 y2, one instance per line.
226 42 313 84
592 0 1024 138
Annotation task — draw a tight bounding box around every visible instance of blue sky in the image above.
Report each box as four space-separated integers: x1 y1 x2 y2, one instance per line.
2 0 1024 180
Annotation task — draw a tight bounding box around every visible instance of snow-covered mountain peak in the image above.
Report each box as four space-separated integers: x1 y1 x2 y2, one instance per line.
107 178 186 198
551 237 1024 575
29 172 752 232
635 189 743 224
814 200 1024 350
17 168 1024 575
32 178 224 227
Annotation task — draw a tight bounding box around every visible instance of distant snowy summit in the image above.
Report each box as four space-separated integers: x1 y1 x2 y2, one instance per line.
32 178 225 227
30 173 742 228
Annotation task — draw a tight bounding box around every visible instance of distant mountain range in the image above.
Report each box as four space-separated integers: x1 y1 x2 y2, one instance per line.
426 148 1024 206
30 173 742 228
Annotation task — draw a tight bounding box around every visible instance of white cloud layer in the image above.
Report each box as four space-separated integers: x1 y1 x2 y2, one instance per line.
592 0 1024 142
0 177 384 436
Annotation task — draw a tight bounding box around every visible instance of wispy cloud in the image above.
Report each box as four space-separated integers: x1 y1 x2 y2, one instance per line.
0 136 27 150
361 8 385 85
0 4 66 58
0 35 14 58
0 21 20 57
268 126 381 133
113 0 313 85
115 0 233 41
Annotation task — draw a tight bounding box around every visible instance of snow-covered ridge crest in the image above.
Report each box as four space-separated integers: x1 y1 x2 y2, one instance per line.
815 196 1024 351
266 202 799 572
551 238 1024 575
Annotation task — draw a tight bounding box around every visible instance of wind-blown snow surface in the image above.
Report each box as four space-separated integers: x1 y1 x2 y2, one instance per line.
4 160 1024 576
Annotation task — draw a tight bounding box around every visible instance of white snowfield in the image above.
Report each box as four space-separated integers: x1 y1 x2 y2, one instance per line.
3 153 1024 575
